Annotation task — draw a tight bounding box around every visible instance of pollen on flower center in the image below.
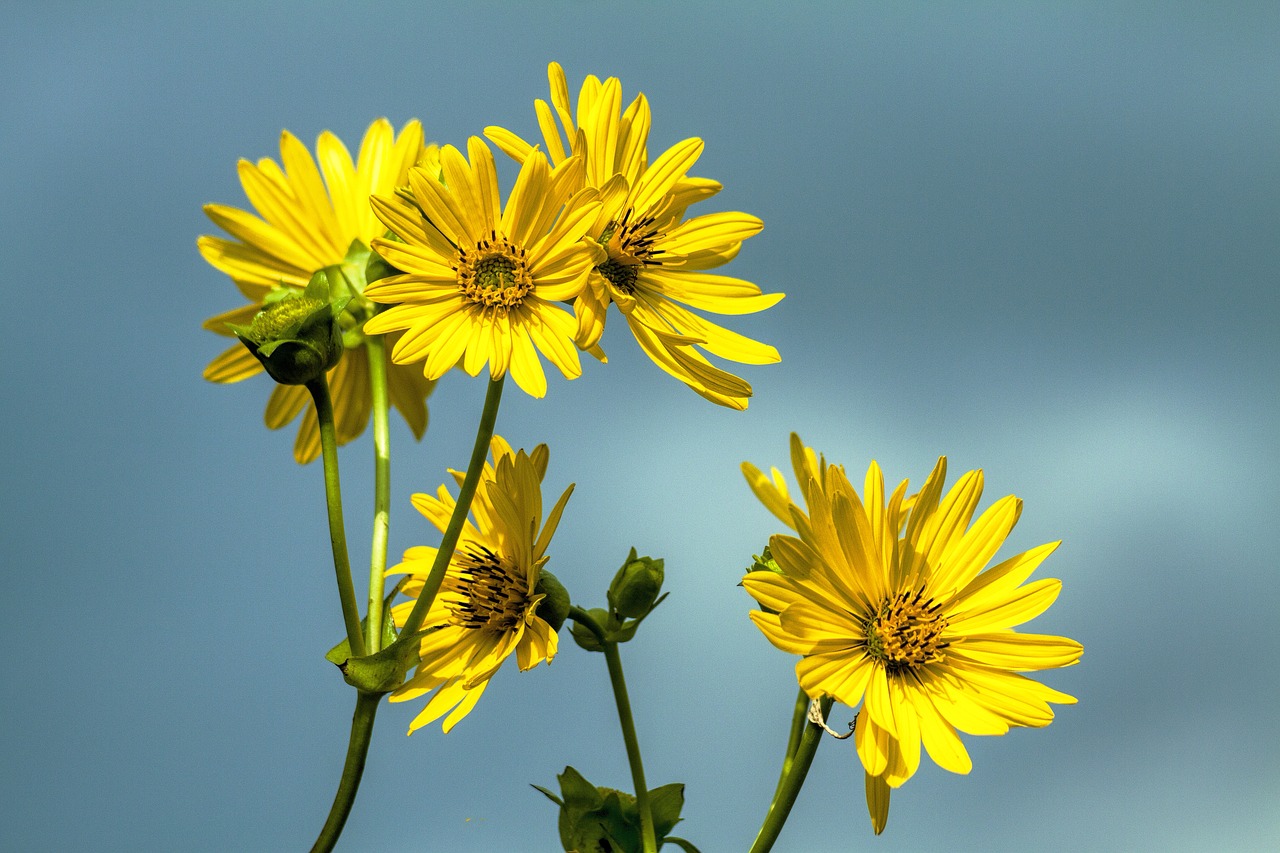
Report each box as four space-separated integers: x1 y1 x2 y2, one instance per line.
596 210 664 295
444 545 528 632
457 233 533 309
863 589 950 674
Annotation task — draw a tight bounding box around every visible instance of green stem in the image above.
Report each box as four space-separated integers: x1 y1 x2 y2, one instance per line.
768 686 811 807
399 375 505 637
307 377 366 659
748 696 834 853
364 336 392 654
569 607 658 853
309 692 381 853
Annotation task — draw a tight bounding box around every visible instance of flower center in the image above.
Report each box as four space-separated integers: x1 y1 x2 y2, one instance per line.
597 256 640 293
444 545 528 633
863 589 949 675
596 209 664 295
457 233 533 309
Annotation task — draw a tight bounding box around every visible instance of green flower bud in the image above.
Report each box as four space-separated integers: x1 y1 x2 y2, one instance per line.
533 569 570 633
570 607 610 653
231 293 343 385
608 547 665 619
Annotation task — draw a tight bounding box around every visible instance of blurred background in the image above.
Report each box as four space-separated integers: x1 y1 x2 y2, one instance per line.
2 2 1277 850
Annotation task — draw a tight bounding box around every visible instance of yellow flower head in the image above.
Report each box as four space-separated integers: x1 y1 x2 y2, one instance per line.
198 119 437 463
388 436 573 733
742 435 1082 834
486 62 784 409
363 137 602 398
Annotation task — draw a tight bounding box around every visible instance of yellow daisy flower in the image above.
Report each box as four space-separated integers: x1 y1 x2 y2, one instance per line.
363 138 602 398
485 62 784 409
199 119 437 463
388 436 573 733
742 437 1082 834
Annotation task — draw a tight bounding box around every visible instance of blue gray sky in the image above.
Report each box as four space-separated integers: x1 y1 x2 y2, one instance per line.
2 2 1277 850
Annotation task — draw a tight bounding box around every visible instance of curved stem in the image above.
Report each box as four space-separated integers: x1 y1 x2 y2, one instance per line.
769 686 811 806
748 696 833 853
567 604 606 643
307 377 366 659
399 376 504 637
364 336 392 653
569 607 657 853
309 692 381 853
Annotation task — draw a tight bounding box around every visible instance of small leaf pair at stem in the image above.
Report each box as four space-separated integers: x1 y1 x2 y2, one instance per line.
535 766 700 853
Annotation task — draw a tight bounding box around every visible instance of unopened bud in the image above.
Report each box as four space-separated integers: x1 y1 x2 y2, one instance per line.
608 547 664 619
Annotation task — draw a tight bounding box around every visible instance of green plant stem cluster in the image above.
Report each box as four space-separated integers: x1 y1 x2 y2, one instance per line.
297 333 820 853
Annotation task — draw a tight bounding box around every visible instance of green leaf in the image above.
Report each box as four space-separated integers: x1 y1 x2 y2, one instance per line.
663 837 703 853
530 784 563 807
557 766 603 811
336 643 410 694
647 783 685 839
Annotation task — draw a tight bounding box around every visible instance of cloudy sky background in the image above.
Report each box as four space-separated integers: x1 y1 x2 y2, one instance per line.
3 2 1277 850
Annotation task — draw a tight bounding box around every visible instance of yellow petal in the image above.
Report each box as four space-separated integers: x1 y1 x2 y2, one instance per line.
855 712 891 777
948 632 1083 671
865 772 891 835
948 541 1059 612
931 494 1021 597
948 577 1063 633
508 327 548 397
630 137 703 215
197 233 309 289
660 210 763 255
913 684 973 775
203 344 262 383
747 610 817 656
264 383 307 428
742 461 795 529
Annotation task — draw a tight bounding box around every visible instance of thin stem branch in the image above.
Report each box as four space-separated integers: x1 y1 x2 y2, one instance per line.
399 375 504 638
307 376 366 659
569 607 658 853
768 686 811 807
309 692 381 853
364 335 392 654
748 696 834 853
